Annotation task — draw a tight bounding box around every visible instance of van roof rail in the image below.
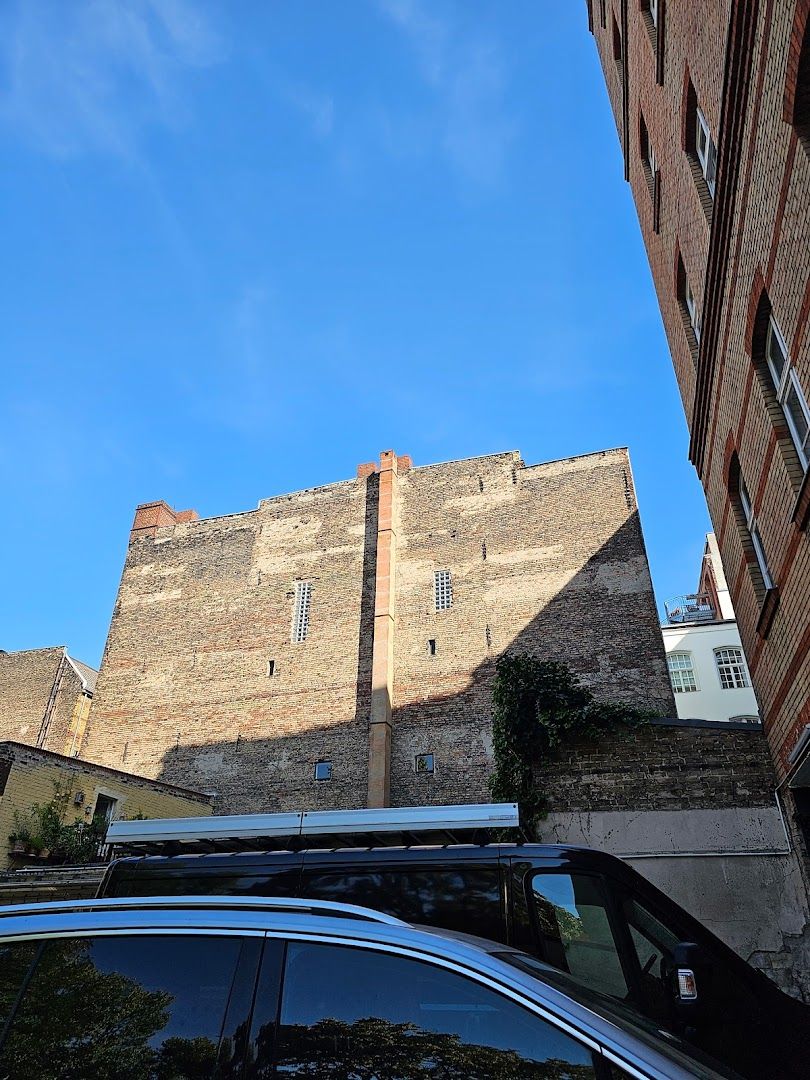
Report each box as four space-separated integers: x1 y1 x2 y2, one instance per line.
105 802 522 855
0 895 407 926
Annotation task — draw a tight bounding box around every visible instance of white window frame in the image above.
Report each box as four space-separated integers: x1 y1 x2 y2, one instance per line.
667 651 698 693
649 0 658 27
685 279 701 342
765 316 810 470
414 753 435 774
291 580 312 643
739 475 774 591
647 139 657 178
713 647 750 690
696 107 717 196
434 570 453 612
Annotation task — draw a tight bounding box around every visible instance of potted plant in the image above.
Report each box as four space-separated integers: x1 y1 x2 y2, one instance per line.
10 809 36 856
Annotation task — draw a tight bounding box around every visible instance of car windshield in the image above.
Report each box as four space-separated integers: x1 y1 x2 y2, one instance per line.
492 950 744 1080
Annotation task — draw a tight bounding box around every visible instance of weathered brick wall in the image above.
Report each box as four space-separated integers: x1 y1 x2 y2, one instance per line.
84 447 673 813
0 648 63 745
535 717 776 814
84 477 376 814
0 647 89 755
391 449 673 805
0 742 212 870
589 4 810 796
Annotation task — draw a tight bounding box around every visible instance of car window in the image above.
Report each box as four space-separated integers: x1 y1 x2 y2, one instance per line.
622 897 681 1020
0 939 39 1031
0 933 245 1079
299 866 504 942
530 872 629 999
274 940 598 1077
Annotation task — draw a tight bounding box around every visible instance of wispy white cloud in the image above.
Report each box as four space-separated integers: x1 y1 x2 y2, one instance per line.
0 0 224 160
375 0 517 187
281 82 335 140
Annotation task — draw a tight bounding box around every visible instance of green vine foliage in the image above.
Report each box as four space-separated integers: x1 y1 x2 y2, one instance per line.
488 655 656 837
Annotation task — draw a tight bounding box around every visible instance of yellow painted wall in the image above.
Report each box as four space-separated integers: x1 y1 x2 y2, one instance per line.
1 749 212 870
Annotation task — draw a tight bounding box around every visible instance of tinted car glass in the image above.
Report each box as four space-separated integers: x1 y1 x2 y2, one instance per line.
0 939 38 1031
299 866 504 942
530 872 629 999
622 897 681 1021
275 940 598 1077
106 870 300 898
495 952 742 1080
0 934 244 1079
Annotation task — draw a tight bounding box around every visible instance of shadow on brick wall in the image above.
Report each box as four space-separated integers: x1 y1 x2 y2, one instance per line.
142 512 750 814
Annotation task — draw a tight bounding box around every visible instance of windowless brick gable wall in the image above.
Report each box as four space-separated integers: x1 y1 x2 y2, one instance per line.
587 2 810 840
81 448 673 813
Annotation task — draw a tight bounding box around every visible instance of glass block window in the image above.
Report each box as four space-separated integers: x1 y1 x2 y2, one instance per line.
434 570 453 611
314 760 332 781
292 581 312 643
714 647 749 689
415 753 435 774
667 652 698 693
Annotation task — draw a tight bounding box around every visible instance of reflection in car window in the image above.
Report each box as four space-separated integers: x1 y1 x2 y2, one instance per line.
622 898 681 1021
0 939 39 1031
299 867 505 943
275 941 598 1077
531 873 629 998
0 934 243 1079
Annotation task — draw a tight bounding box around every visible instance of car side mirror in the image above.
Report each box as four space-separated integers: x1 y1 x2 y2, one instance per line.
671 941 712 1021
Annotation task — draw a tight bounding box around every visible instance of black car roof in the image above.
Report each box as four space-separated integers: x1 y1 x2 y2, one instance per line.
104 842 624 874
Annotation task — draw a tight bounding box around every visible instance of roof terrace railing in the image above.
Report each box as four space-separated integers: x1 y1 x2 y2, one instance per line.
664 594 716 624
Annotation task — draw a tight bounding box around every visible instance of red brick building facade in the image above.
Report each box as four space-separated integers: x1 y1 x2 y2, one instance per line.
588 2 810 851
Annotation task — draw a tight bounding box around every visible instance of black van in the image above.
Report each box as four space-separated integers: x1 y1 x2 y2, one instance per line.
100 840 810 1079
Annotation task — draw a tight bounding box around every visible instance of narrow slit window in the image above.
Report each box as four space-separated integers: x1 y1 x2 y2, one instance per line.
267 659 276 677
428 639 436 656
292 580 312 643
739 475 773 591
714 647 749 690
434 570 453 611
612 14 623 74
695 107 717 196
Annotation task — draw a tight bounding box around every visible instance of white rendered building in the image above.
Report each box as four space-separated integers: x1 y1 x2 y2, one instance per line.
661 534 760 724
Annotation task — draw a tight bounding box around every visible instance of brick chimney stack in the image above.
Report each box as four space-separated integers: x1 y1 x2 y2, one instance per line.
131 501 200 539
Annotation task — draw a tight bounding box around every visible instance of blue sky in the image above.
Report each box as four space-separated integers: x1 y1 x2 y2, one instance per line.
0 0 710 668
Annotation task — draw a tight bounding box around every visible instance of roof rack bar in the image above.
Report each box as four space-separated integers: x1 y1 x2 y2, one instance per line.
0 895 407 926
106 802 520 848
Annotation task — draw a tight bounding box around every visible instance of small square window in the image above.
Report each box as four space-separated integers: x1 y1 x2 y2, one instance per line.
314 760 332 781
415 753 435 775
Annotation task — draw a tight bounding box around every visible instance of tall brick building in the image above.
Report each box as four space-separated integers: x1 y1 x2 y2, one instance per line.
588 3 810 849
81 448 674 813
